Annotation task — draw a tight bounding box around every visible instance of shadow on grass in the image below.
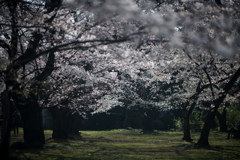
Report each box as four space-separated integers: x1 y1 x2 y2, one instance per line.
10 129 240 160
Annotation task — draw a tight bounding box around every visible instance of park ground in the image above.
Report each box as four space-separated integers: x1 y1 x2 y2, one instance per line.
9 128 240 160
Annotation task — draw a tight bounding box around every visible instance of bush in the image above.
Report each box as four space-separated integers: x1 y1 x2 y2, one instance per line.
227 106 240 129
173 117 182 131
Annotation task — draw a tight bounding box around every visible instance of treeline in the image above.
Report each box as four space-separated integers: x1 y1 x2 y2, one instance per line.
81 107 180 131
40 105 240 133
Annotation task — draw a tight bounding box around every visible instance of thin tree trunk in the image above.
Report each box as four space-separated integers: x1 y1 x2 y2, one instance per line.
123 109 131 129
182 109 192 141
182 101 196 142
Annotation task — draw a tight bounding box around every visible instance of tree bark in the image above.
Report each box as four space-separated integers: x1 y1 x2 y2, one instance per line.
182 107 192 141
67 113 82 139
51 107 68 139
17 100 45 146
196 109 216 146
0 91 13 159
182 100 196 142
50 107 81 140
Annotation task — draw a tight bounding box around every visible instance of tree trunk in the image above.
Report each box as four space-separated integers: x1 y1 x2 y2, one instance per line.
67 113 81 139
11 84 45 146
182 101 196 142
123 109 131 129
182 109 192 141
142 116 153 132
216 109 227 132
196 109 216 146
51 108 68 139
50 107 81 140
0 91 13 159
18 100 45 146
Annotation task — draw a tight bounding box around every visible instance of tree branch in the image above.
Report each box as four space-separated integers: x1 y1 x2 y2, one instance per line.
35 52 55 82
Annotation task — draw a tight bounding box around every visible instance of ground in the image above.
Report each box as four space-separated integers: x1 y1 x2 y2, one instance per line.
9 128 240 160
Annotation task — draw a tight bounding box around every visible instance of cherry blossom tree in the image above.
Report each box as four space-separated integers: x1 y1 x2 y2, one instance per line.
0 0 150 156
178 1 240 146
0 0 63 157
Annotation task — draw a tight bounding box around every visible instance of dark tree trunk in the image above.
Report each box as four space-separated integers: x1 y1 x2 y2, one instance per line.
196 109 216 146
142 116 153 132
18 100 45 146
11 84 45 146
182 101 196 142
51 108 68 139
182 110 192 141
0 91 13 159
0 1 18 158
12 51 55 145
67 113 82 139
122 109 131 129
216 109 227 132
50 107 81 140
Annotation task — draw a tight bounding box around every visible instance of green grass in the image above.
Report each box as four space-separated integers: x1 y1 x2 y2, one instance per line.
10 128 240 160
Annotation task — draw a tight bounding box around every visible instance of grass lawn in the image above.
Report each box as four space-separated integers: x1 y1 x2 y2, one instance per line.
10 128 240 160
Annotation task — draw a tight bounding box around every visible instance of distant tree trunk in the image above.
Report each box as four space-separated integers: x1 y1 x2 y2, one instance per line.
50 107 81 140
182 109 192 141
123 109 131 128
142 116 153 132
182 101 196 142
67 113 82 139
50 107 68 139
0 91 13 159
216 108 227 132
